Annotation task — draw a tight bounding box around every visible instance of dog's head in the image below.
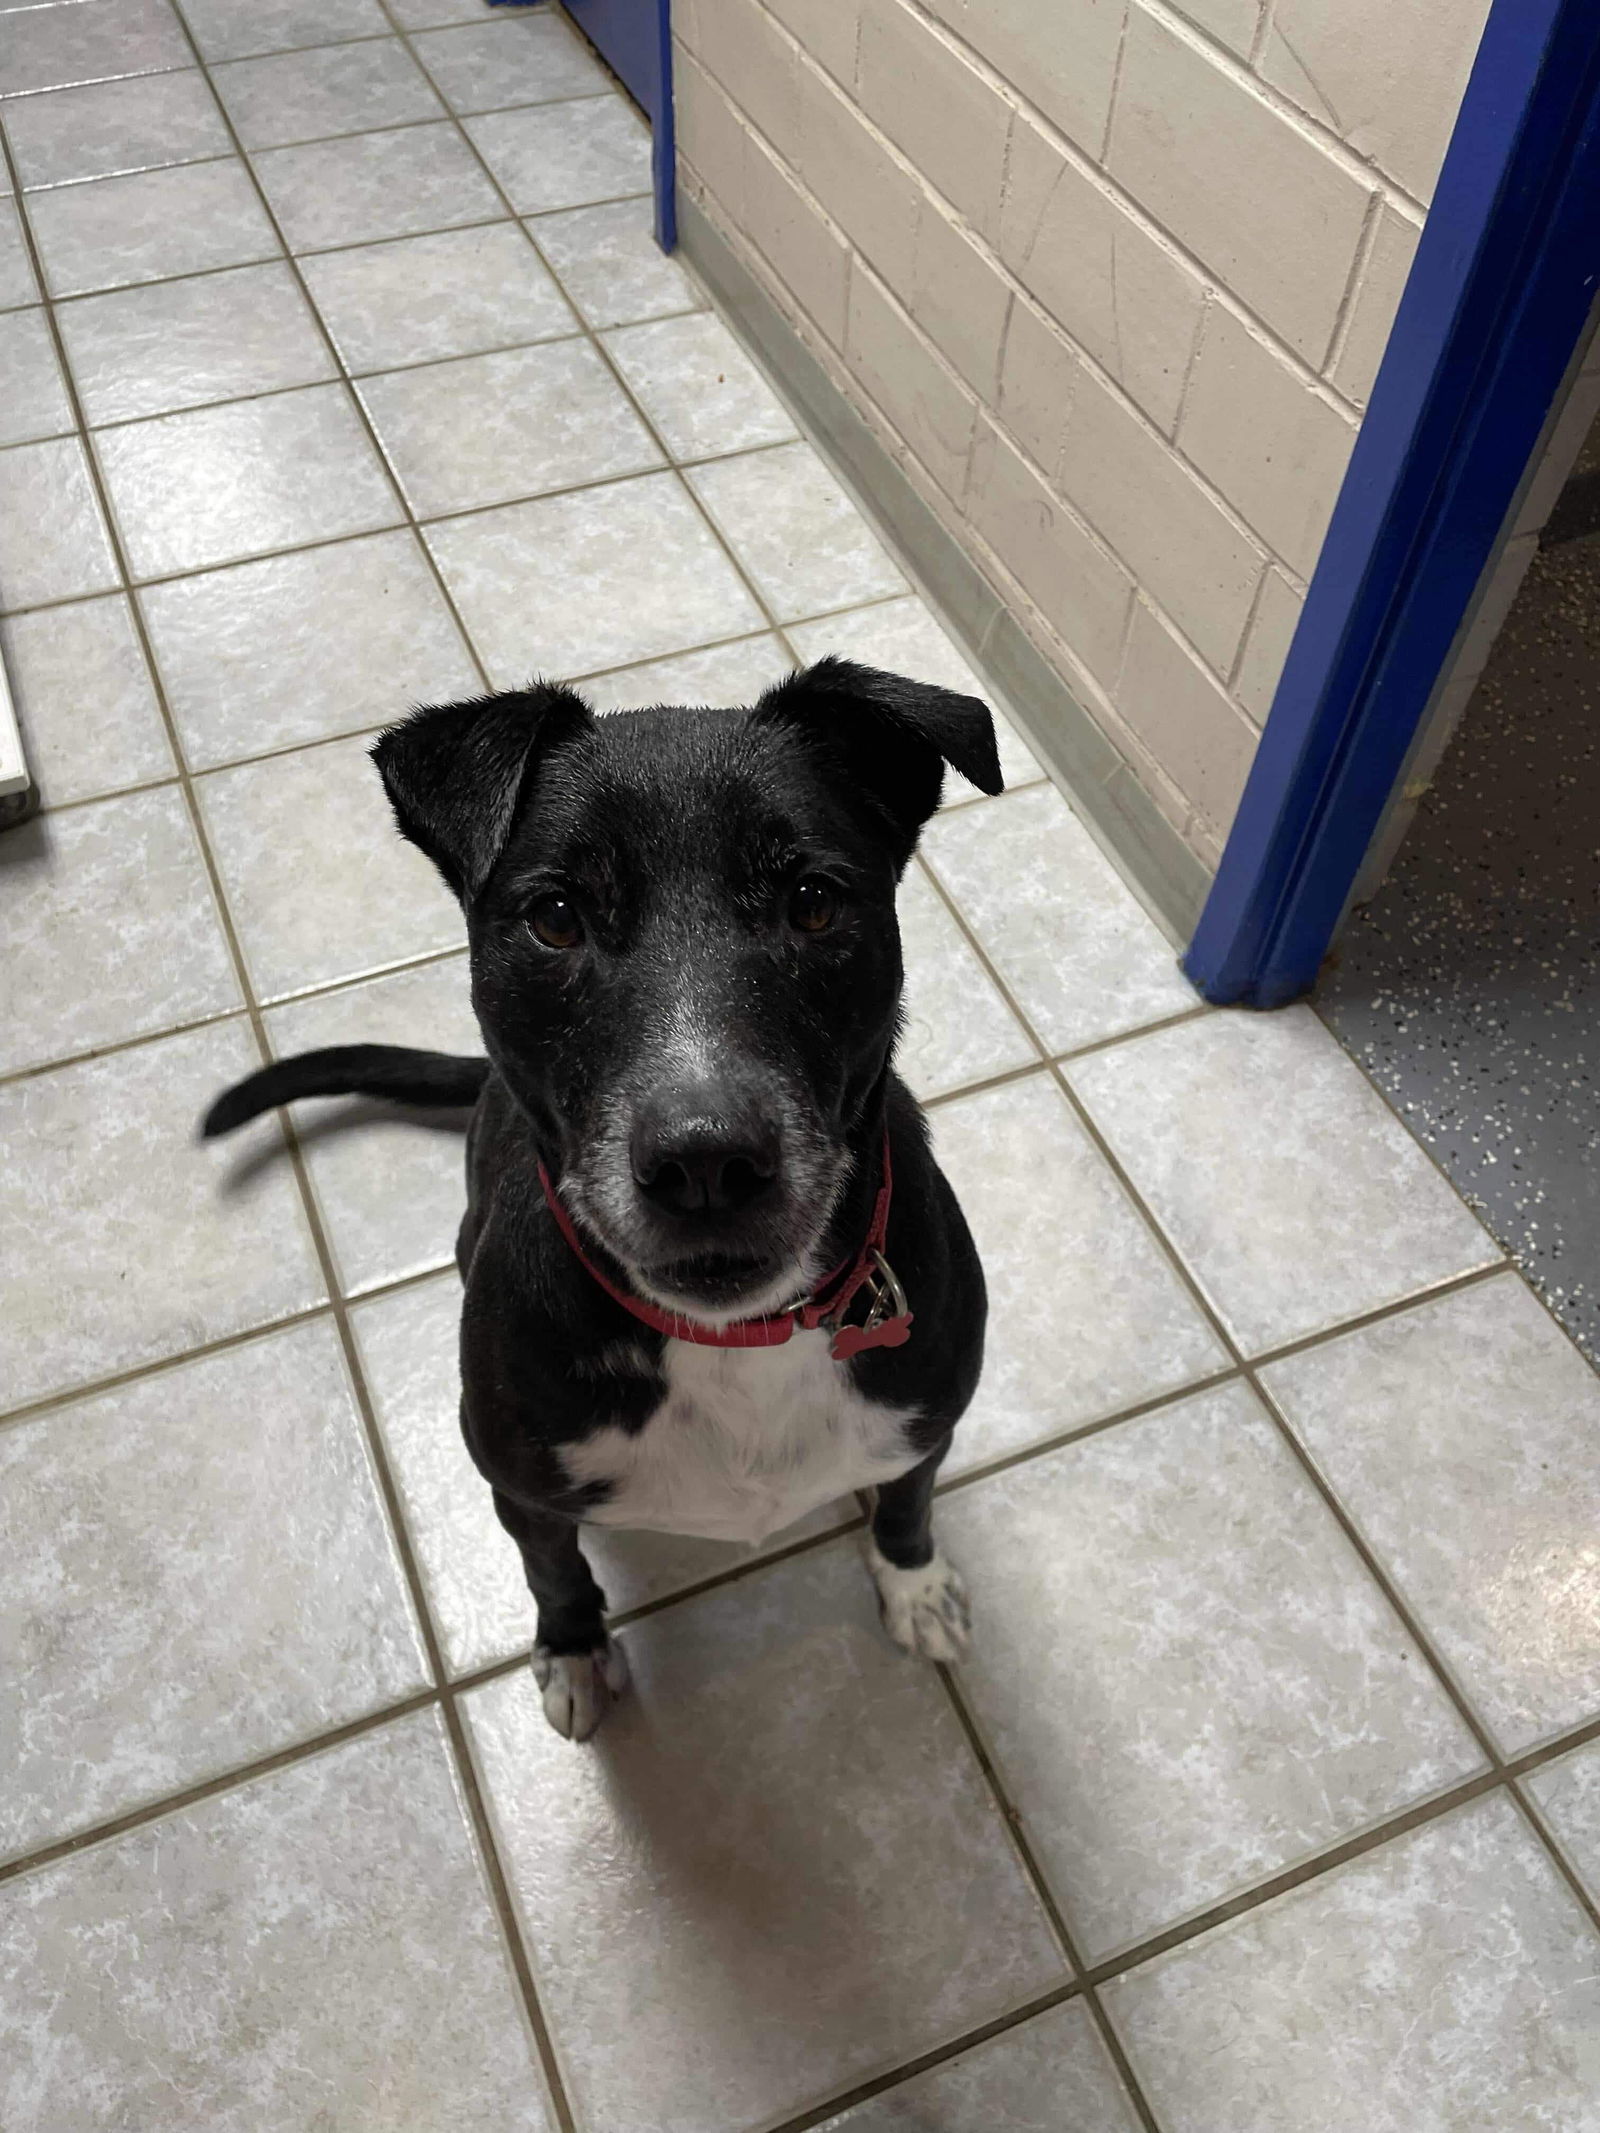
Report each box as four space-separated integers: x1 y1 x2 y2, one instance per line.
372 658 1001 1319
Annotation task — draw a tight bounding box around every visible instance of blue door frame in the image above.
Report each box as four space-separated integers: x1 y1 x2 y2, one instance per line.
559 0 676 247
1183 0 1600 1007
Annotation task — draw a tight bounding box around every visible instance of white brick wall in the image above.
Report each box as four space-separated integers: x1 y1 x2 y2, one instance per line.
673 0 1492 863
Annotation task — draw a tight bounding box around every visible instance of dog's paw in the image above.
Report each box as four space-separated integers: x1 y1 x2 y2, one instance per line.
532 1638 630 1742
867 1540 971 1663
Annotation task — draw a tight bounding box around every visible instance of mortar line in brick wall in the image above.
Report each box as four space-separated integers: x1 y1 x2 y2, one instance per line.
694 0 1383 427
680 47 1360 603
685 167 1254 869
1320 188 1387 380
1225 559 1274 694
1249 0 1276 69
1107 0 1430 217
1098 0 1133 167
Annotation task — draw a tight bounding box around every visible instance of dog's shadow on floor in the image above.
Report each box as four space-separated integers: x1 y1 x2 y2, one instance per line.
213 1099 474 1194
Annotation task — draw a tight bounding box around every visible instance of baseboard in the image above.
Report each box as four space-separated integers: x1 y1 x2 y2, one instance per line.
676 192 1213 945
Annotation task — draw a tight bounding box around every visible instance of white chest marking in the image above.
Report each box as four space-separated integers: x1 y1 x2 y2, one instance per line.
561 1330 921 1545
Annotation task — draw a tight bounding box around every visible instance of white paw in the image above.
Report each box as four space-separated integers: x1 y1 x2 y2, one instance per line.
532 1638 630 1741
867 1540 971 1662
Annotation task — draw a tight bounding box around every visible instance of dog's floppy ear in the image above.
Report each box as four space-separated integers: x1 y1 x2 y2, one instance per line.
753 656 1003 860
370 682 592 901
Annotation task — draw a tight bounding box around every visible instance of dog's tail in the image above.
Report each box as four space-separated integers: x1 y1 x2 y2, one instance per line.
202 1046 490 1138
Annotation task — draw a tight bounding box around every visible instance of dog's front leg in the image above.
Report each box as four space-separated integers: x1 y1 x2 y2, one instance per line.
866 1435 972 1663
492 1491 629 1741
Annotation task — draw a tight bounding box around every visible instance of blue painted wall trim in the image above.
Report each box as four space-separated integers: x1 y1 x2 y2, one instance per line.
1183 0 1600 1007
561 0 676 248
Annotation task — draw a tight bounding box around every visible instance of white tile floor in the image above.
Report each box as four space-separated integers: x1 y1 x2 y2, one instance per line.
3 4 1599 2128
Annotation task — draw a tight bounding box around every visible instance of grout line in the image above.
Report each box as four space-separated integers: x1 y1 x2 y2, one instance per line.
7 1664 1598 1946
929 1668 1167 2129
0 1298 341 1435
1510 1774 1600 1945
18 189 651 314
1509 1777 1600 1942
930 1366 1244 1498
0 1689 444 1888
1242 1257 1511 1370
0 942 470 1092
11 437 839 617
910 831 1528 1781
375 8 821 704
917 1056 1054 1114
757 1981 1089 2133
10 40 1594 2121
15 21 577 2117
208 89 613 168
431 1686 578 2131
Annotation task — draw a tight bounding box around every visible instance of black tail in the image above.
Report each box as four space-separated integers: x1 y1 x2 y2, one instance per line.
202 1045 490 1138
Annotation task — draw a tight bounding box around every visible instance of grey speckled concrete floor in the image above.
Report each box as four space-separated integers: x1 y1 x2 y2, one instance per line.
1319 532 1600 1362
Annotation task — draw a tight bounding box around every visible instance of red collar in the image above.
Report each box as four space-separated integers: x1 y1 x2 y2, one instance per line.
536 1130 913 1362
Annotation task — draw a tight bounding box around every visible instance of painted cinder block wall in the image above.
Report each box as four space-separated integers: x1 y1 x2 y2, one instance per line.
672 0 1492 870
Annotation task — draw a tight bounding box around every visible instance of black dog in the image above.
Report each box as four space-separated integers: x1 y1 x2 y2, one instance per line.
206 658 1001 1739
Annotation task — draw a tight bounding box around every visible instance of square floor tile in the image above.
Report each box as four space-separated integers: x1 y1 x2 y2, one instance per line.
580 632 793 707
142 528 478 767
0 0 189 96
266 955 477 1293
95 383 400 578
0 308 74 445
0 787 239 1074
689 441 907 620
530 195 701 328
1068 1008 1501 1355
1104 1794 1600 2132
300 220 573 370
0 1019 326 1412
1525 1736 1600 1907
358 336 660 517
789 594 1043 797
897 864 1034 1101
198 731 465 998
0 1713 557 2131
212 38 443 147
1 594 174 806
942 1380 1482 1957
923 784 1194 1052
0 437 119 612
255 122 502 251
0 1321 427 1859
413 14 611 112
931 1073 1227 1475
4 69 229 187
59 261 336 424
352 1270 858 1675
464 1540 1063 2133
0 199 40 310
602 310 797 462
27 159 279 296
466 94 650 212
179 0 388 61
1264 1274 1600 1755
425 469 762 682
818 2001 1142 2132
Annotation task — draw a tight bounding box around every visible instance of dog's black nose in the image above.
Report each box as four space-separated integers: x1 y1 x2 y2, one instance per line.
630 1088 781 1216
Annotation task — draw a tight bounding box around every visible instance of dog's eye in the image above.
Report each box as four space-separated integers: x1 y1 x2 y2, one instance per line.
529 894 583 950
789 877 839 934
